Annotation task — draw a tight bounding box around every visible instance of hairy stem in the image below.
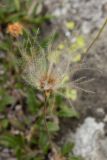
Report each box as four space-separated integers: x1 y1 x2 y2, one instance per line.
43 93 53 149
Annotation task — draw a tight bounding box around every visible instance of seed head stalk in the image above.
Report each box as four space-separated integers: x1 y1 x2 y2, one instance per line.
43 91 54 151
82 18 107 61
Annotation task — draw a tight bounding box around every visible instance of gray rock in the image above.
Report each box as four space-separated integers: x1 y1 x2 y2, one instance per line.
73 117 107 160
45 0 107 35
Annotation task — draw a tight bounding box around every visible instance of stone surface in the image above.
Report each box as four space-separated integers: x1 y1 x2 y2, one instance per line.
45 0 107 35
73 117 107 160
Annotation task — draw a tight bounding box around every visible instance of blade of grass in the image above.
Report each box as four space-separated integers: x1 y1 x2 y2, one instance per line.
27 0 43 17
13 0 20 11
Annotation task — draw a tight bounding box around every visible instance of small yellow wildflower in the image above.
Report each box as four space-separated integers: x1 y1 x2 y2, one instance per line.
7 22 23 37
58 43 65 50
72 54 81 62
65 21 75 30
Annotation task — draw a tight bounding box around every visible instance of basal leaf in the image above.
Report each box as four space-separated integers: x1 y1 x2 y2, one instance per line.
47 121 59 132
58 105 79 118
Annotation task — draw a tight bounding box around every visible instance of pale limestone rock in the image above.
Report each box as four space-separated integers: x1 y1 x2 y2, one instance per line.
73 117 107 160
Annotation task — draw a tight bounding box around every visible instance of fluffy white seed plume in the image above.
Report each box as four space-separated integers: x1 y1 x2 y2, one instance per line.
19 32 93 99
21 41 73 96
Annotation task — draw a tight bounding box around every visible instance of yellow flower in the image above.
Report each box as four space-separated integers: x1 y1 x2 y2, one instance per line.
7 22 23 37
65 21 75 30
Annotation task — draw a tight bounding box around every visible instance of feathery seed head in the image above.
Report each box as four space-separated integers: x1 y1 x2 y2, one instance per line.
19 37 78 97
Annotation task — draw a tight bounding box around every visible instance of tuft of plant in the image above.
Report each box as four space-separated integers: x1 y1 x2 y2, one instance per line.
17 17 107 159
0 17 107 160
18 31 80 135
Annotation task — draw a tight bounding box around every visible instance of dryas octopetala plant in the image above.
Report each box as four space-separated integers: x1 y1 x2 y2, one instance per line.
18 18 107 159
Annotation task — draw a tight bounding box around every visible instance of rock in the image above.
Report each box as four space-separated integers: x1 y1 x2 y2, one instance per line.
45 0 107 35
73 117 107 160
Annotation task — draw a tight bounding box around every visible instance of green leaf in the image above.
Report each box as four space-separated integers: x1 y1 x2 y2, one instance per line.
38 132 49 152
40 32 59 49
69 156 83 160
6 12 25 22
47 121 59 132
27 88 40 114
24 15 54 25
58 105 79 118
0 93 14 112
0 119 9 129
0 134 25 149
13 0 20 11
62 143 74 156
55 95 63 104
22 154 43 160
0 42 10 51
